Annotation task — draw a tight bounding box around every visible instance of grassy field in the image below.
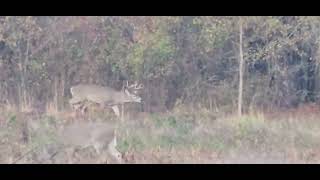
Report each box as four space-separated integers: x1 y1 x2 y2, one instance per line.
1 104 320 164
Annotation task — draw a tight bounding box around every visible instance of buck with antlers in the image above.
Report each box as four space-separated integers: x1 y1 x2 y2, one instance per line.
69 81 143 119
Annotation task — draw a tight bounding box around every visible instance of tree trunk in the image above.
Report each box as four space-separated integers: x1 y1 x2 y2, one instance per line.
60 69 66 111
238 18 244 117
24 37 30 111
54 76 59 112
18 40 24 111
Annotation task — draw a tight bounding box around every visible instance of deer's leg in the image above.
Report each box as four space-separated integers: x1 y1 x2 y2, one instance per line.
80 103 88 115
108 136 123 164
70 102 79 111
121 103 124 122
65 148 75 164
69 103 80 119
93 142 107 164
111 105 120 117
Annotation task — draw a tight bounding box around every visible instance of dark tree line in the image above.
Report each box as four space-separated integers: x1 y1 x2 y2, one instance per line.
0 16 320 114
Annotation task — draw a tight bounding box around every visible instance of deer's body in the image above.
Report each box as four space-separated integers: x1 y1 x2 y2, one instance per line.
69 83 143 117
58 122 123 163
70 84 141 105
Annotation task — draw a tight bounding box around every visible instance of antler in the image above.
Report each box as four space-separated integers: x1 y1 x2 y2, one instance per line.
126 81 143 90
135 83 143 89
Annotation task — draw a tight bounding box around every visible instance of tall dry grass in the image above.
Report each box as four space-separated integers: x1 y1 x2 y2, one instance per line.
1 103 320 163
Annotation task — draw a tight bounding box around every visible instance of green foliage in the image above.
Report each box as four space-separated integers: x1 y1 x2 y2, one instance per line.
8 114 17 126
0 16 320 113
196 18 230 51
126 30 176 79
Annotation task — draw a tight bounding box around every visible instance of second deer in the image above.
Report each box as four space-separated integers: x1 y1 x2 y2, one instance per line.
57 122 123 163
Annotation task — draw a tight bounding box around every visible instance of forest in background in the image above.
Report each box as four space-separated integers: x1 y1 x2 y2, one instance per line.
2 16 320 163
1 16 320 115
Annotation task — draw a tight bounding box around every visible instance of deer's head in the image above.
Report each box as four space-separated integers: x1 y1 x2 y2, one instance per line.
123 81 143 103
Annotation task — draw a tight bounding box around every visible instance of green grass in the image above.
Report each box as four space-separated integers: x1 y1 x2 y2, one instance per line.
117 109 320 163
2 108 320 163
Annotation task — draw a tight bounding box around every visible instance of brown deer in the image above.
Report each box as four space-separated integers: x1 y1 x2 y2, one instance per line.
69 81 143 119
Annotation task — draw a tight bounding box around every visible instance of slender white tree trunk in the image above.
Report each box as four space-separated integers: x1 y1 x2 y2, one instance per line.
238 19 244 117
54 76 59 112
